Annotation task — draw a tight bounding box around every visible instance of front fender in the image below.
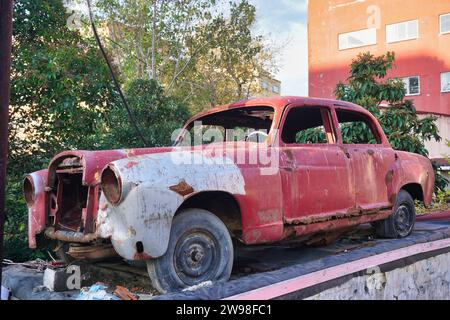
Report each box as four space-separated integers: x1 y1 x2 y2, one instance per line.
97 151 246 260
27 169 48 248
97 184 182 260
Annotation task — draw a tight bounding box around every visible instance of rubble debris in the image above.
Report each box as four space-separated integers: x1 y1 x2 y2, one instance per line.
2 258 50 272
114 285 137 300
76 283 119 300
43 267 73 292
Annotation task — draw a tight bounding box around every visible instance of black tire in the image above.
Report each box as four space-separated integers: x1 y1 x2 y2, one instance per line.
146 208 234 293
375 190 416 239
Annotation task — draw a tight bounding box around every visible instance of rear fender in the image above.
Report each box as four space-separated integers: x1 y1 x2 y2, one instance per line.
387 157 434 207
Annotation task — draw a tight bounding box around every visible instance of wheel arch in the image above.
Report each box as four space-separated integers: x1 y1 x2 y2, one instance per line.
176 191 243 240
400 183 424 203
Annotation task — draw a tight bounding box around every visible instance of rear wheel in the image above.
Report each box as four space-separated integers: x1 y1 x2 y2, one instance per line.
375 190 416 239
147 209 234 294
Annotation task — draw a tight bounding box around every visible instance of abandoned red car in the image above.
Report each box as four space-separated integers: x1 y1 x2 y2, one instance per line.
24 96 435 293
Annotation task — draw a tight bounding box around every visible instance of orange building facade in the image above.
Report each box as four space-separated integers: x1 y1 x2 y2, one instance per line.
308 0 450 160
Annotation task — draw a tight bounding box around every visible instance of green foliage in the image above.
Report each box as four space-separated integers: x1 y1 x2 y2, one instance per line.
435 189 450 204
4 180 48 262
103 79 191 148
5 0 116 261
334 52 447 193
95 0 276 113
10 0 116 174
296 128 327 144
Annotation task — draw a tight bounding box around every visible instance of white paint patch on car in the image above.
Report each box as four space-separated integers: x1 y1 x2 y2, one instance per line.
97 151 246 260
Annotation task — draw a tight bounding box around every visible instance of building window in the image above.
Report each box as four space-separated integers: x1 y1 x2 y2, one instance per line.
272 85 280 94
442 72 450 93
401 76 420 96
441 13 450 34
261 81 269 90
338 28 377 50
386 20 419 43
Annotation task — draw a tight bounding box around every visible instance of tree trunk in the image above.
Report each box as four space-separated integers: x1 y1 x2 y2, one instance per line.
151 0 157 80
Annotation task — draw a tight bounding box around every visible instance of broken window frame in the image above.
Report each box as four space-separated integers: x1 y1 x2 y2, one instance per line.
176 106 276 146
279 105 337 146
334 108 383 146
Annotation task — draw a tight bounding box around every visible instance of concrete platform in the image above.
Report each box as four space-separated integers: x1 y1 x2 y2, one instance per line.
2 220 450 300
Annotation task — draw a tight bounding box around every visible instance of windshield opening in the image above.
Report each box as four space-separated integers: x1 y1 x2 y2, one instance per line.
177 106 275 146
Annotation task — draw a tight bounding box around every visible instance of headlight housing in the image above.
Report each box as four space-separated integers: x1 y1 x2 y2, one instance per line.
23 175 35 207
101 165 123 205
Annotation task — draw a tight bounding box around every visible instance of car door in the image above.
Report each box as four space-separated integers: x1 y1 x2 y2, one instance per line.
335 107 396 211
279 104 355 223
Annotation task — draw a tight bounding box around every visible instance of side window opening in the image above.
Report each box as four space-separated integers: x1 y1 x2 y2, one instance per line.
336 109 381 145
282 107 335 144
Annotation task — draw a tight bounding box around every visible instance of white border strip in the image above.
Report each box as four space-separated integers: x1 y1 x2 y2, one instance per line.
224 238 450 300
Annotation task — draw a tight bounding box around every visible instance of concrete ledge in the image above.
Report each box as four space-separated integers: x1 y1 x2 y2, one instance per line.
306 251 450 300
3 220 450 300
156 221 450 300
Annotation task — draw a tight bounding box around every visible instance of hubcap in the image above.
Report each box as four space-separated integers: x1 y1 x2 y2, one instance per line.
394 204 413 237
174 230 220 286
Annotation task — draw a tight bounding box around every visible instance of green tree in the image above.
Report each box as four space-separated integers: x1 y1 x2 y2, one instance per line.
175 0 277 112
103 79 191 148
93 0 277 113
335 52 447 192
5 0 117 261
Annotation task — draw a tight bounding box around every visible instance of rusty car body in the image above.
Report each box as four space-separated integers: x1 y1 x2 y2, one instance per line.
24 96 435 292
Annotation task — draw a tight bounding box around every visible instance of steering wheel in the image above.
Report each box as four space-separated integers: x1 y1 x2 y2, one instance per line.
246 131 269 142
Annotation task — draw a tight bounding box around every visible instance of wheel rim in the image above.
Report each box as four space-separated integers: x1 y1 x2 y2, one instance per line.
394 204 414 237
173 229 221 286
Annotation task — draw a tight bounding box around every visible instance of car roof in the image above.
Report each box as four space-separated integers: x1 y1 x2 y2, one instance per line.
187 96 370 123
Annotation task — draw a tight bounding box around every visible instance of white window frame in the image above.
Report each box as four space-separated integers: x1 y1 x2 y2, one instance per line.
272 85 280 94
401 76 421 96
386 19 419 43
441 72 450 93
440 13 450 35
338 28 377 50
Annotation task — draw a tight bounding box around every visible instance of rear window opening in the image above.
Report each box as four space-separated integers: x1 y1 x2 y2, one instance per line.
336 109 381 145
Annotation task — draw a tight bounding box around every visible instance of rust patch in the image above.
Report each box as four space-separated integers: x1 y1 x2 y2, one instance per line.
169 180 194 197
385 170 394 185
127 226 137 237
257 209 279 223
389 193 397 204
284 149 294 162
134 252 152 260
125 161 139 169
94 171 101 182
291 207 366 225
124 149 136 157
100 202 109 211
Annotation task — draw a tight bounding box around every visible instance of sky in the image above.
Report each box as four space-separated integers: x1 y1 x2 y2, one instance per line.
249 0 309 96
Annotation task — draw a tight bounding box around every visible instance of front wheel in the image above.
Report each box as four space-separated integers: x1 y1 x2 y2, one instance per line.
375 190 416 239
147 209 234 294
